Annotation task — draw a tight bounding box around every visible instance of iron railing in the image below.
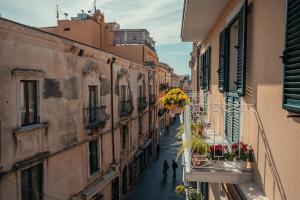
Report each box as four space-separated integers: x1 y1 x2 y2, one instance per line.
149 95 156 106
120 100 134 117
159 83 169 91
182 92 254 173
113 40 156 52
137 97 148 111
84 106 110 129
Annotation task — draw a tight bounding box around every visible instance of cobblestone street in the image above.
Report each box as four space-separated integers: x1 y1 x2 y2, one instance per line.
127 118 184 200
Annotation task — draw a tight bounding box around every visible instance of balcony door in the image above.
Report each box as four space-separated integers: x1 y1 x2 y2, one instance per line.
89 86 98 123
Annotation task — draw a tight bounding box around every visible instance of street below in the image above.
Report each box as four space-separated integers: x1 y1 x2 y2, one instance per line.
127 118 184 200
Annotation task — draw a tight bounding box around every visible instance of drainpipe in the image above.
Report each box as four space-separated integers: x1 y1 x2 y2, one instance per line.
109 56 117 166
148 71 151 140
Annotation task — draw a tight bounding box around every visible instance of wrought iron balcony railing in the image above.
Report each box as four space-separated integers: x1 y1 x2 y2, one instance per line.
113 39 156 52
181 92 254 184
149 94 156 106
84 106 110 129
159 83 169 91
137 97 148 111
158 108 167 117
120 100 134 117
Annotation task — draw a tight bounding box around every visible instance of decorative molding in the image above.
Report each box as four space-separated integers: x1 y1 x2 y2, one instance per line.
12 68 45 77
82 60 104 77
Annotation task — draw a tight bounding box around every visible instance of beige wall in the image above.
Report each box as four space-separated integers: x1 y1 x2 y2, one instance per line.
193 0 300 199
42 19 102 49
0 18 156 200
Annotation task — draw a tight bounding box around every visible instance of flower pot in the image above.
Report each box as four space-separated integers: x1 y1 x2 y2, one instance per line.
191 153 207 167
234 160 247 169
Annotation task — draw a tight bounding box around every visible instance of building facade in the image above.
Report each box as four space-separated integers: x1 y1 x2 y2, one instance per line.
0 17 157 200
181 0 299 200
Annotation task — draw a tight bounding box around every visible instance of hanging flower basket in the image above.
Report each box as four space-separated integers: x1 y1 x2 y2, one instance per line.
159 88 190 111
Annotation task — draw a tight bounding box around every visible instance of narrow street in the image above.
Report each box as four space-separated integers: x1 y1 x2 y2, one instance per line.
127 118 184 200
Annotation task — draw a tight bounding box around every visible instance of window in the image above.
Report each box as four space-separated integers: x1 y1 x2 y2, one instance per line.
121 125 127 149
89 139 100 175
138 117 143 135
20 80 38 127
138 85 143 98
120 85 126 114
218 2 247 96
282 0 300 113
199 47 211 91
89 86 98 123
132 35 138 41
21 163 43 200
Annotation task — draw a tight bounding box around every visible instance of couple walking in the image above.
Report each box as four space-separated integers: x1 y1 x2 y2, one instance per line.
163 159 178 178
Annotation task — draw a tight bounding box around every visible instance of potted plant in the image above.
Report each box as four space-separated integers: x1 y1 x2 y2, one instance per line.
186 188 202 200
231 142 254 169
160 88 190 112
190 136 209 167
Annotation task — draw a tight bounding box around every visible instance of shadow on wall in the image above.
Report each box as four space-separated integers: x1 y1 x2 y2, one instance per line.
243 3 287 200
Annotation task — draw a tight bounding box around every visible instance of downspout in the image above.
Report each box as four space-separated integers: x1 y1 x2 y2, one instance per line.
109 56 117 166
148 71 151 139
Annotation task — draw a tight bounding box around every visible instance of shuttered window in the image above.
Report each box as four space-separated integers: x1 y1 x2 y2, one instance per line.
225 93 241 143
218 1 247 96
200 47 211 90
218 29 228 93
283 0 300 113
236 2 248 96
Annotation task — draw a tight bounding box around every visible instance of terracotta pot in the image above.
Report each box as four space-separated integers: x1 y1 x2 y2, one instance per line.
191 153 207 167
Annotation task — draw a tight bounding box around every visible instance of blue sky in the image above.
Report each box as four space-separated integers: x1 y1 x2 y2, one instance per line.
0 0 192 75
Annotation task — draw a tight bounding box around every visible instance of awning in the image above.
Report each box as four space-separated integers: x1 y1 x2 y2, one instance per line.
82 170 115 199
181 0 229 42
141 139 153 150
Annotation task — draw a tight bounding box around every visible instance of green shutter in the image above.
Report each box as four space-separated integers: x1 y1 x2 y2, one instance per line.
225 93 240 143
200 48 211 90
206 47 211 91
283 0 300 113
236 1 248 96
200 54 205 89
218 29 228 93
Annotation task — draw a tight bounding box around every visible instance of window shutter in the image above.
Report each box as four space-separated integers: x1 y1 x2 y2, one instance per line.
200 54 205 89
283 0 300 113
236 1 248 96
218 29 228 93
225 93 240 143
206 47 211 91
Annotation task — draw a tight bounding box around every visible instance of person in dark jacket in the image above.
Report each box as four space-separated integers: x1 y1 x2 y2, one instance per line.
163 159 169 177
156 144 160 158
172 160 178 178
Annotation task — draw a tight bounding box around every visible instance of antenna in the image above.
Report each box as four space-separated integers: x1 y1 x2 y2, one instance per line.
56 5 59 21
93 0 97 13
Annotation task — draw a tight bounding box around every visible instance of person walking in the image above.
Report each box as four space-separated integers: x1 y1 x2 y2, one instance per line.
163 159 169 177
172 160 178 178
166 125 169 134
156 144 160 158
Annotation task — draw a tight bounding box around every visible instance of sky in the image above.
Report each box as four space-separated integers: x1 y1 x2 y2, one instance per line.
0 0 192 75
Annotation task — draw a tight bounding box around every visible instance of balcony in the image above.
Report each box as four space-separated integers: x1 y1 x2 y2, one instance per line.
158 108 167 117
149 94 156 106
138 97 148 111
84 106 110 129
120 100 134 117
182 93 253 184
159 83 169 91
113 29 156 52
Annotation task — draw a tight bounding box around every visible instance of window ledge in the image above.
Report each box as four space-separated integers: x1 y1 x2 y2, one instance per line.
14 123 49 134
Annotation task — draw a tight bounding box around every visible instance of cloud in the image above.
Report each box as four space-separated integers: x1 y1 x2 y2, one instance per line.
0 0 184 45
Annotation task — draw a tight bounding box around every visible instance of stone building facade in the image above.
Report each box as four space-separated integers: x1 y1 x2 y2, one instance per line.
0 17 160 200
